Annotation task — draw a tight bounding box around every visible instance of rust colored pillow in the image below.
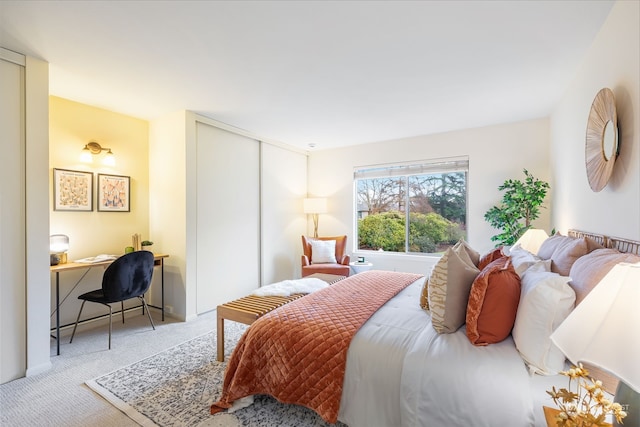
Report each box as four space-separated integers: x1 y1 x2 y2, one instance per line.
466 258 521 346
478 247 505 270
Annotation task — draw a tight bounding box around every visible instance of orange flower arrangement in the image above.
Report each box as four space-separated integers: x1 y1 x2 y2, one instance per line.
546 363 627 426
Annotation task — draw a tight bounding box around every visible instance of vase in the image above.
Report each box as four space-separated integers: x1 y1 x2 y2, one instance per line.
543 406 612 427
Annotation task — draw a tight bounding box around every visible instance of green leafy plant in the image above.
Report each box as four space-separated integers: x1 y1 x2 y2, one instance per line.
484 169 550 246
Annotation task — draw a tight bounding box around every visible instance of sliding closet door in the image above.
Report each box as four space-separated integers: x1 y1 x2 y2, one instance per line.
0 54 26 383
195 122 260 313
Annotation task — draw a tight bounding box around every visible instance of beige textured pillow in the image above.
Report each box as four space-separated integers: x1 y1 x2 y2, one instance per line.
456 239 480 267
428 243 480 333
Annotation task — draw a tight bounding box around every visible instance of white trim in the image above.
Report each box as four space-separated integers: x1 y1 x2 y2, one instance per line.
354 155 469 179
190 111 308 155
0 47 26 66
25 361 52 377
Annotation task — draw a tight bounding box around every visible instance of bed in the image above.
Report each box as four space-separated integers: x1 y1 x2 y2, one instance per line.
211 230 640 426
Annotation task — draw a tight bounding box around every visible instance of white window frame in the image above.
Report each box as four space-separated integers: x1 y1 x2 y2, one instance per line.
353 156 469 255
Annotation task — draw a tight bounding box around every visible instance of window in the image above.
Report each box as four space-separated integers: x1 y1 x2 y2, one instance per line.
355 157 468 255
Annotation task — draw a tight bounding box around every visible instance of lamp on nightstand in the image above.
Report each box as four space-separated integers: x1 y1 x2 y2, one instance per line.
514 228 548 254
551 262 640 426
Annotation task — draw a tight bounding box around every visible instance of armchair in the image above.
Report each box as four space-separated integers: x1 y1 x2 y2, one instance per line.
301 235 350 277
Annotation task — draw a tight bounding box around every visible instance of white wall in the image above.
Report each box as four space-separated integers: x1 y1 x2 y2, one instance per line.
308 118 551 274
261 144 308 282
550 0 639 240
149 111 189 320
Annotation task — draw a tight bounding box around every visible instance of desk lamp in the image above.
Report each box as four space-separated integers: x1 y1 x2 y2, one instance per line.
551 262 640 426
50 234 69 265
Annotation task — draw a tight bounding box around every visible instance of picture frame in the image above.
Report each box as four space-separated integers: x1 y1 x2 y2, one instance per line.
97 173 130 212
53 168 93 211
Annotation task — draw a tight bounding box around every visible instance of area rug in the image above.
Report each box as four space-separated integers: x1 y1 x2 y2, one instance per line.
86 321 345 427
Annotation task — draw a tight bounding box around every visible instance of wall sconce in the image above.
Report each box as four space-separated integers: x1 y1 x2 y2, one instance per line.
303 197 327 238
80 141 116 166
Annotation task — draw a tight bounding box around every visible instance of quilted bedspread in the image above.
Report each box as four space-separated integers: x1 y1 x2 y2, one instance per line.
211 270 423 423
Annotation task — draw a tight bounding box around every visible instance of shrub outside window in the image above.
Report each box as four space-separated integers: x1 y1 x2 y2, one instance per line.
355 157 468 255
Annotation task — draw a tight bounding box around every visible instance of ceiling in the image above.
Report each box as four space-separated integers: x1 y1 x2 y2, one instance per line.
0 1 614 150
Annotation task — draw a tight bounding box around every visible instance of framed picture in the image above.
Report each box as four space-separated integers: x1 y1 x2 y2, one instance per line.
53 168 93 211
97 173 130 212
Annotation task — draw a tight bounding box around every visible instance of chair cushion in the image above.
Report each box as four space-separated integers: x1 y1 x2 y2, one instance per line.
302 264 350 277
78 289 107 303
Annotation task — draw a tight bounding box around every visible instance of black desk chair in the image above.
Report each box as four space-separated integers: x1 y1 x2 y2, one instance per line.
70 251 156 349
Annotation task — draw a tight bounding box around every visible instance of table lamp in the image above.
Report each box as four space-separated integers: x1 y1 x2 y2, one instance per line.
50 234 69 264
514 228 549 254
551 262 640 426
303 197 327 238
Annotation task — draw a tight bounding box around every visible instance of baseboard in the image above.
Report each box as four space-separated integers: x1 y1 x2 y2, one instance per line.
26 360 52 377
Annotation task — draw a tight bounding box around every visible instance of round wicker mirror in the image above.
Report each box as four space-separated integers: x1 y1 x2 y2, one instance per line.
585 88 618 192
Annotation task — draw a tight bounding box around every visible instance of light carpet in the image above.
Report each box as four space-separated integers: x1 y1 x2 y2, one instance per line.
87 321 346 427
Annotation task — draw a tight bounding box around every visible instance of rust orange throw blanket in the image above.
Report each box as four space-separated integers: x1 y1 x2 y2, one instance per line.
211 270 422 423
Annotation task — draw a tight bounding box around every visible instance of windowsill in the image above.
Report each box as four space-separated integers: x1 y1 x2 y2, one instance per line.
352 250 442 261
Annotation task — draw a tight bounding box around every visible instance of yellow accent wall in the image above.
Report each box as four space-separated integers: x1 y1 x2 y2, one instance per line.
49 96 151 326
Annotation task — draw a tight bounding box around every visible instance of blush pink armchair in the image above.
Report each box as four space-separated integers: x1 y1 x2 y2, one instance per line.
301 235 351 277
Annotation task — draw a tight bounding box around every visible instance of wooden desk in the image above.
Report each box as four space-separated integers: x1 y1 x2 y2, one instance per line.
50 253 169 355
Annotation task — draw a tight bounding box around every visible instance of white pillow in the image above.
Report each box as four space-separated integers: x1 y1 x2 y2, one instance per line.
310 239 337 264
512 265 576 374
509 244 550 277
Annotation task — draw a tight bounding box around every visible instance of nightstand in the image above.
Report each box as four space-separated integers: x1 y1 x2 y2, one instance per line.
349 261 373 274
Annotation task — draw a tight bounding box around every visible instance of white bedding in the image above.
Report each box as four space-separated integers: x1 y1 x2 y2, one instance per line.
250 277 328 296
338 278 564 427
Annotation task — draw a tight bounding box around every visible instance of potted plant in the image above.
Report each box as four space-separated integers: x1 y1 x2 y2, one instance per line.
141 240 153 251
484 169 550 246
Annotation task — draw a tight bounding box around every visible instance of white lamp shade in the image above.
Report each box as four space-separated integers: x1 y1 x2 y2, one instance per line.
50 234 69 253
550 262 640 392
514 228 549 254
103 151 116 166
303 198 327 214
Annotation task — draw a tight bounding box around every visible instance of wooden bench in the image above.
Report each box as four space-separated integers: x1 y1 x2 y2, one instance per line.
216 273 346 361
